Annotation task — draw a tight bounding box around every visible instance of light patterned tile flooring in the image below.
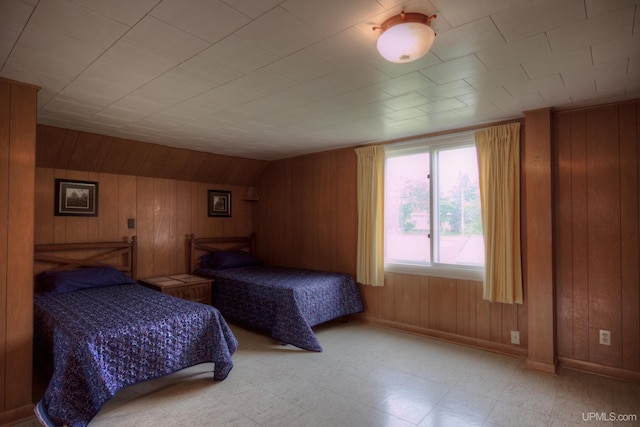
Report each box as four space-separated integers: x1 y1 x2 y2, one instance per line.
19 322 640 427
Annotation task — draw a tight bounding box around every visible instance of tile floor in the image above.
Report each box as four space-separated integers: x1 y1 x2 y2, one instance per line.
20 321 640 426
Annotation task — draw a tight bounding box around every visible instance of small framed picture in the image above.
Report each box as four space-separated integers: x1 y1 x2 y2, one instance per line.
55 179 98 216
208 190 231 217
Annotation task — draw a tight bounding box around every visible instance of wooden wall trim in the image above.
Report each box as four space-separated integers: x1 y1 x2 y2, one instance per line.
523 108 557 374
559 357 640 383
358 318 528 358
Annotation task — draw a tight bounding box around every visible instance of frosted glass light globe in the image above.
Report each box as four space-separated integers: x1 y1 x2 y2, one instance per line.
377 22 435 63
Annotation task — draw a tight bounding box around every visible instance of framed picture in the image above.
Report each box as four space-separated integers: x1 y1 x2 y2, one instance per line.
208 190 231 217
55 179 98 216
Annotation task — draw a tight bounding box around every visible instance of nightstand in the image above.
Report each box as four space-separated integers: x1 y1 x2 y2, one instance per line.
138 274 212 304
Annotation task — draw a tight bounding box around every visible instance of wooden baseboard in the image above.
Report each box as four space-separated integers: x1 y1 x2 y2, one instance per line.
355 316 528 358
559 357 640 383
0 404 35 426
525 358 559 375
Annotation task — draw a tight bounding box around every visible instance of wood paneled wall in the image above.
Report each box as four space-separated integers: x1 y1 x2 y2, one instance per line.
254 145 528 357
0 78 38 425
555 100 640 379
36 125 269 186
34 168 254 278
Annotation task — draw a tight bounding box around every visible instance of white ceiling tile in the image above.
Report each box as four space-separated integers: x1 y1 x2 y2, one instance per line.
417 97 467 113
122 16 211 62
58 76 131 109
420 55 488 84
31 0 129 49
465 65 530 91
419 80 477 101
282 0 385 34
562 58 629 95
199 35 279 73
128 73 212 108
337 86 393 106
16 22 104 67
585 0 639 17
307 27 377 67
491 0 585 41
99 41 178 81
431 16 505 61
227 69 297 95
547 7 634 53
0 0 34 32
235 7 326 56
171 55 242 88
220 0 283 18
375 72 436 96
381 92 430 110
266 50 338 82
430 0 531 27
74 0 159 26
82 60 154 92
522 47 593 80
476 33 551 70
151 0 250 43
592 35 640 64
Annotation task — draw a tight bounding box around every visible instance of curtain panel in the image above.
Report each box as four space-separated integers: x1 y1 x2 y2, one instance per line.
475 123 523 304
355 146 385 287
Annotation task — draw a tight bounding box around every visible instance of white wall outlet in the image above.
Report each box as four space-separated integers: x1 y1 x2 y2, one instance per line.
510 330 520 345
599 330 611 346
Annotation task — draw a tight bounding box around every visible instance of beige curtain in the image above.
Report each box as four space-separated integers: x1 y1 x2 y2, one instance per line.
475 123 523 304
355 146 385 287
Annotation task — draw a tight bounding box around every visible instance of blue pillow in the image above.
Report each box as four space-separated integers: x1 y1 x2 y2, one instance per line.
38 265 136 294
201 250 262 270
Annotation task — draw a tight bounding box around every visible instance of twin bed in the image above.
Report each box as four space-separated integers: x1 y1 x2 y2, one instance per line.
33 234 363 426
33 238 237 427
189 234 364 352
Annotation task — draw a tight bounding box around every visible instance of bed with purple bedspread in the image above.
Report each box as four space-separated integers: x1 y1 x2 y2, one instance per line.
34 283 238 427
195 265 364 352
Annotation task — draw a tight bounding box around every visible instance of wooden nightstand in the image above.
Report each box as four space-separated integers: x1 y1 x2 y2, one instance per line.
138 274 212 304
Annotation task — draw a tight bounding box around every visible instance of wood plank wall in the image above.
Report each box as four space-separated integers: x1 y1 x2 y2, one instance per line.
34 168 254 278
0 78 38 425
254 145 528 356
36 125 269 186
555 100 640 378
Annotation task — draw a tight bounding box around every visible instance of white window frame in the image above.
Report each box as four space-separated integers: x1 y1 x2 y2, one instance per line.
384 131 484 281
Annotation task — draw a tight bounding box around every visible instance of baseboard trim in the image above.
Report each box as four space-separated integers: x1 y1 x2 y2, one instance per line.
0 403 35 426
559 357 640 383
525 358 559 375
355 316 528 358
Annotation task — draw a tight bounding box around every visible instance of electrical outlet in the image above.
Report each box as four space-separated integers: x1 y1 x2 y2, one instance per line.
127 218 135 229
599 330 611 346
510 330 520 345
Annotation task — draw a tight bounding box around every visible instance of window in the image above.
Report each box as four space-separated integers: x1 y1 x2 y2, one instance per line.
384 132 484 280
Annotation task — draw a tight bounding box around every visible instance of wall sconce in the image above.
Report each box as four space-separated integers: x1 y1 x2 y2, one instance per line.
373 12 437 63
242 186 259 201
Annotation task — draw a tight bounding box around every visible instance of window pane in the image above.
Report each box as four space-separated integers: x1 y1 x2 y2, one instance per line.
435 146 484 265
384 153 430 263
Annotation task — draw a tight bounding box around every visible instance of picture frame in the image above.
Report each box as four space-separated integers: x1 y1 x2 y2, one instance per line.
55 179 98 217
208 190 231 217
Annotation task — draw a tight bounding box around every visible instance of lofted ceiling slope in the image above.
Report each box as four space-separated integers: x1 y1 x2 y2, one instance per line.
2 0 639 161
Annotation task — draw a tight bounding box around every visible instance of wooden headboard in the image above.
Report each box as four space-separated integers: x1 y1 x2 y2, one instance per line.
34 237 138 280
189 234 255 273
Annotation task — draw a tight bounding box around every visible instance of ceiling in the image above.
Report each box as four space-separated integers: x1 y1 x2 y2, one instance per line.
1 0 639 161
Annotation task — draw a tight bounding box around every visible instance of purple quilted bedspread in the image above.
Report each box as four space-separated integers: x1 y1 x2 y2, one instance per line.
33 284 238 427
195 266 363 351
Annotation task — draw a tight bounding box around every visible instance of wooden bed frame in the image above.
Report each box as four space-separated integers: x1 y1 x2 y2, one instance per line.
34 237 137 281
189 234 255 274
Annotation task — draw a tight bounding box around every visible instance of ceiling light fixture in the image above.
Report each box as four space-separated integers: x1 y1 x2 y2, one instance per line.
373 12 437 63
